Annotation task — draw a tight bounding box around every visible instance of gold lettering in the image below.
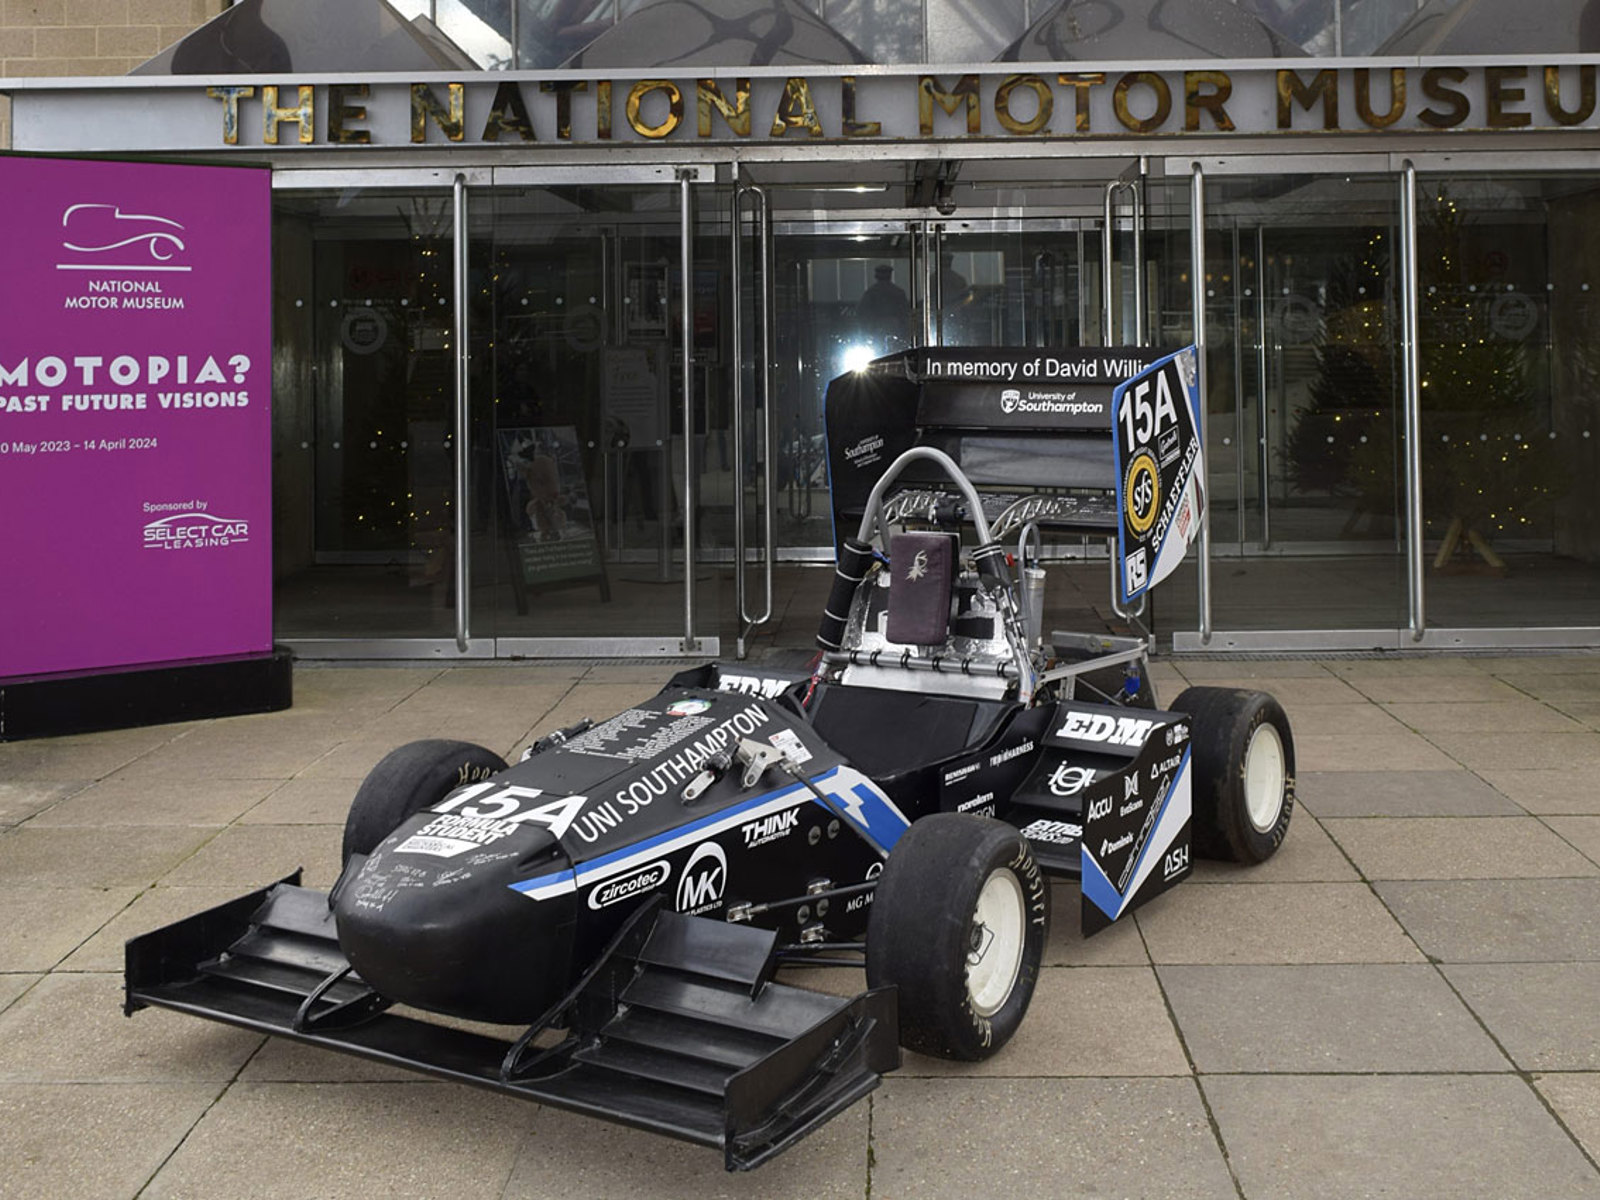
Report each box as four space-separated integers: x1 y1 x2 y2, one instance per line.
597 80 613 140
770 77 824 137
328 83 372 144
482 81 536 142
1184 70 1233 131
540 81 587 141
1276 69 1337 130
1058 73 1104 133
1546 64 1598 126
1354 68 1405 128
411 83 465 143
1485 65 1531 128
262 84 314 145
919 75 981 136
207 85 254 146
994 74 1052 136
1419 67 1470 128
841 76 880 137
697 78 751 137
1113 71 1172 134
628 80 683 139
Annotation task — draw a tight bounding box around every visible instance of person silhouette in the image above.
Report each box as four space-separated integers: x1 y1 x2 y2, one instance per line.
857 264 911 350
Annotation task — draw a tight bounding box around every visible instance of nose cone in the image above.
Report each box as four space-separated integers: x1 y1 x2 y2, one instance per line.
334 817 576 1024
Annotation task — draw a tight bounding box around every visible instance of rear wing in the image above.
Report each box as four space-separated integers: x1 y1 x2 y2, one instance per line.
822 345 1206 606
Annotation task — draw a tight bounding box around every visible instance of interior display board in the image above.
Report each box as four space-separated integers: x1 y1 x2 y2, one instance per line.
0 156 273 680
498 425 609 595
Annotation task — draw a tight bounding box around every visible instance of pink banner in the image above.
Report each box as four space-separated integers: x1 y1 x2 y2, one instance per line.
0 157 272 678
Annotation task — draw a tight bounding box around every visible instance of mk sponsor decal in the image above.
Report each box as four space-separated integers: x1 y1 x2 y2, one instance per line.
676 840 728 913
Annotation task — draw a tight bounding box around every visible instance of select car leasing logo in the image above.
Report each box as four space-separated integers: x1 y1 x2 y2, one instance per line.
143 512 250 550
58 204 190 273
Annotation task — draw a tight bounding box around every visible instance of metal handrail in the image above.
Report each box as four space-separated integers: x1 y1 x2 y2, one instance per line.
731 179 775 656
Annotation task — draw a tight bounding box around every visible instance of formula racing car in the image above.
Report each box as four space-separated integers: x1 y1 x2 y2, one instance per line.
126 346 1294 1170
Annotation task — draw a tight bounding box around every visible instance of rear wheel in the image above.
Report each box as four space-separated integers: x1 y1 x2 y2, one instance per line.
866 814 1049 1060
1172 687 1294 864
342 739 507 864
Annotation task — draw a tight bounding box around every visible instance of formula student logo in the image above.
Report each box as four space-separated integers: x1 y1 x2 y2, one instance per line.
142 511 250 550
59 204 189 272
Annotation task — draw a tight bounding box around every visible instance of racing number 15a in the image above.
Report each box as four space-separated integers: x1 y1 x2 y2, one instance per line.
1117 371 1180 448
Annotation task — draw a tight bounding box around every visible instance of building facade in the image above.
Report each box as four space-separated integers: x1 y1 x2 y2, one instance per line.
4 0 1600 660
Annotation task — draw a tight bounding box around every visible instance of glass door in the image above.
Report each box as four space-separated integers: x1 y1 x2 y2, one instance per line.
473 170 725 654
271 185 461 642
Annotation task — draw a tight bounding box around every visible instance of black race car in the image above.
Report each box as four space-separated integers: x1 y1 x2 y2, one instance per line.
126 346 1293 1170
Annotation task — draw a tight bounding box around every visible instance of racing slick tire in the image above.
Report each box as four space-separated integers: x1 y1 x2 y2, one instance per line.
341 739 508 863
866 814 1049 1061
1172 687 1294 865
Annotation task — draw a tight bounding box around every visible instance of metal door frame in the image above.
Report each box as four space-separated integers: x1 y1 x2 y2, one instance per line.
273 164 719 660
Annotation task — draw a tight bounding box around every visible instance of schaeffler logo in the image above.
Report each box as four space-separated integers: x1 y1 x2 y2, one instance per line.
59 204 190 273
143 511 250 550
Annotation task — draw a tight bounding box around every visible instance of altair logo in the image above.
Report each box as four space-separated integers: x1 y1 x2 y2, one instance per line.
143 511 249 550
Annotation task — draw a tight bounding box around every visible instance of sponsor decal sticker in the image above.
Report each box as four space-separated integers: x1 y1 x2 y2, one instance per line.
1048 763 1097 797
741 806 801 848
587 861 671 909
767 727 813 765
1056 711 1158 747
667 697 713 717
676 839 728 913
1020 818 1082 845
988 740 1035 768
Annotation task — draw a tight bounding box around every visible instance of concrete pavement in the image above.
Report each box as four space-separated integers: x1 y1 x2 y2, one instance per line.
2 652 1599 1199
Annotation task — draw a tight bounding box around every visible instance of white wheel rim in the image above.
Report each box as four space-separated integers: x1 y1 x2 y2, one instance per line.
967 869 1027 1018
1243 722 1286 833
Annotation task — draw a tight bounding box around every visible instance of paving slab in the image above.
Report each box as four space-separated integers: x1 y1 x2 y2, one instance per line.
238 1035 423 1084
1322 816 1599 880
1375 878 1600 962
1266 702 1409 737
1382 699 1584 733
897 967 1190 1079
1158 964 1509 1073
1423 730 1600 772
1137 883 1423 965
1558 701 1600 731
0 886 139 972
871 1077 1237 1199
0 975 38 1015
101 723 345 782
1045 883 1151 965
0 973 261 1083
1547 815 1600 866
500 1097 869 1199
1327 658 1491 679
1474 655 1600 675
0 780 88 826
143 1081 529 1200
0 1082 223 1200
1203 1074 1600 1200
1494 673 1600 703
1296 770 1522 818
1188 813 1358 884
1444 963 1600 1071
156 824 342 889
26 776 277 827
1478 767 1600 815
1536 1074 1600 1164
1292 732 1460 773
236 777 354 825
1175 660 1341 680
1338 673 1529 703
0 723 197 782
1174 676 1368 708
0 825 214 888
60 885 258 972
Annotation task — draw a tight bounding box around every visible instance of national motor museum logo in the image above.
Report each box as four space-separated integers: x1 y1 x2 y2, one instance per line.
58 203 189 273
143 506 250 550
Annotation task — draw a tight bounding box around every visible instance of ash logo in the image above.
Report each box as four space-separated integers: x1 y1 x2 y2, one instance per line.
1048 764 1096 797
143 512 249 550
1000 388 1021 414
1163 844 1190 881
587 861 671 909
906 549 929 582
59 203 189 272
741 807 800 848
676 840 728 914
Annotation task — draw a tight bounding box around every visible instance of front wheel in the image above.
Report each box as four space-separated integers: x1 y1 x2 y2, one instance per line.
1172 687 1294 864
342 739 507 864
866 814 1050 1060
